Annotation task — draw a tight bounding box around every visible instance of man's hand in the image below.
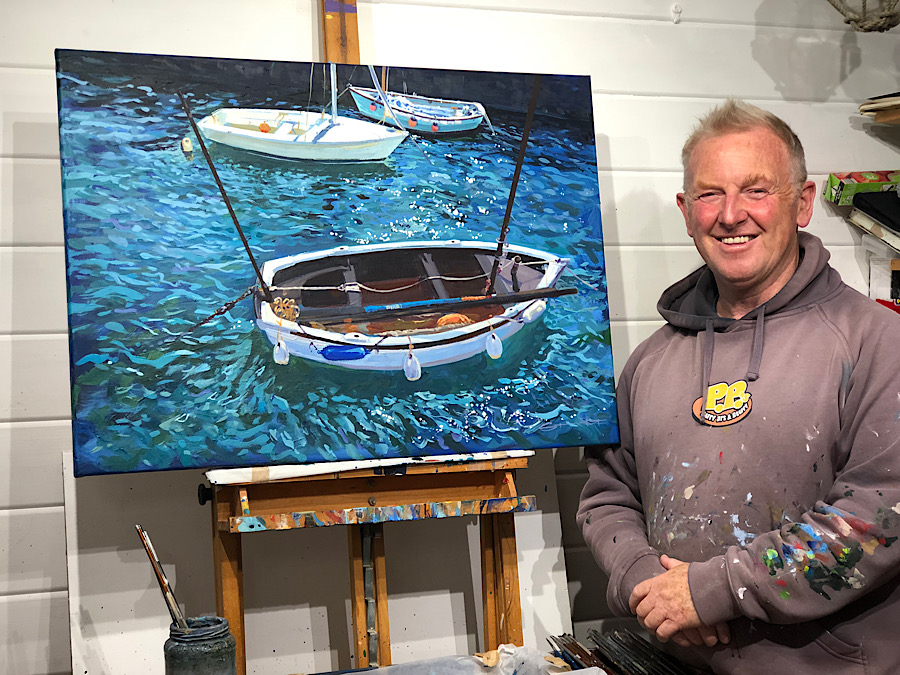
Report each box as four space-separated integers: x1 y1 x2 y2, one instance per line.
629 555 730 647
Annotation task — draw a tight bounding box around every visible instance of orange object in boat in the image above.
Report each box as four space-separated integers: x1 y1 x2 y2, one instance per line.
436 313 472 327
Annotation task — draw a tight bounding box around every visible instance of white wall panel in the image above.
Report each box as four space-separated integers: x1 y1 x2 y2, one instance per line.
0 591 70 675
0 422 68 510
64 454 216 675
606 246 702 321
0 335 71 422
0 69 60 159
0 159 64 246
0 0 320 69
360 0 846 29
360 6 898 101
593 96 900 174
0 248 68 334
0 507 67 595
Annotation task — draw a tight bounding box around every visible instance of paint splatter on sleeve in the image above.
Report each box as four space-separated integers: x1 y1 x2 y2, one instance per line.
690 499 900 627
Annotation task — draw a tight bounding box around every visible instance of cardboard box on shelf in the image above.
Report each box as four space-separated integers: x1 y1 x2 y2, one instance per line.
825 170 900 206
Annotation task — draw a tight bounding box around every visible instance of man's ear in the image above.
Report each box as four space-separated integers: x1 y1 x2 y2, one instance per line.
796 180 816 229
677 193 692 238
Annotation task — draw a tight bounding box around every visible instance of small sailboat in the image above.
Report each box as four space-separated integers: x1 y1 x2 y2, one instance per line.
348 85 492 135
254 240 572 377
196 64 408 162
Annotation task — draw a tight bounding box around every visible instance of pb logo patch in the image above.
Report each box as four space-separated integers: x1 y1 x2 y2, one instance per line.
692 380 752 427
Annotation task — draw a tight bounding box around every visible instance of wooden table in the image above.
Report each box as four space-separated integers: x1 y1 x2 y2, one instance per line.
206 455 535 674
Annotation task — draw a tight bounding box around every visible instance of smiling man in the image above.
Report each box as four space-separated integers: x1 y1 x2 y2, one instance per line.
577 100 900 672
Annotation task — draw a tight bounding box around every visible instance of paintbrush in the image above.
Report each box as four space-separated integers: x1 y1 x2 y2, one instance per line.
135 524 190 631
587 629 695 675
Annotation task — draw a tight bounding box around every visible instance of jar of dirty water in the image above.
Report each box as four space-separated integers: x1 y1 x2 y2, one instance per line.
164 616 236 675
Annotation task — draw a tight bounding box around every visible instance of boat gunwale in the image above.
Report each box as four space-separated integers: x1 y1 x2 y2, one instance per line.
261 239 567 286
258 295 538 349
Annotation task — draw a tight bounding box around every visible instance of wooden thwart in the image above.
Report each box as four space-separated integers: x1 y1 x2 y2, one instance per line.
209 456 533 674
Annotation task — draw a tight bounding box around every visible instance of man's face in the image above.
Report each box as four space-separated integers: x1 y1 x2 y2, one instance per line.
676 127 815 310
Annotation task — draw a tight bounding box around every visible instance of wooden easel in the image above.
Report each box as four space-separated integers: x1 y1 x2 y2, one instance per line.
207 454 534 674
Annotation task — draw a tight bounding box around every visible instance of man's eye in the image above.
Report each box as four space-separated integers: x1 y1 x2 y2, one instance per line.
696 192 720 202
746 188 768 197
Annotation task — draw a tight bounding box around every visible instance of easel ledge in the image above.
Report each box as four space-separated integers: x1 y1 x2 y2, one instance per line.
205 450 534 674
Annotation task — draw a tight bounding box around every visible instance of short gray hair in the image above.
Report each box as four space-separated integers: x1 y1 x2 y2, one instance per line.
681 99 808 191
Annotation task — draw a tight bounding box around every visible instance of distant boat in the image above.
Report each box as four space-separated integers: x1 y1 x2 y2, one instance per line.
255 240 572 380
196 64 408 162
348 85 493 135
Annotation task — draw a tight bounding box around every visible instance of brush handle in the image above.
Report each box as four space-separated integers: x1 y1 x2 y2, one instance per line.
136 524 189 630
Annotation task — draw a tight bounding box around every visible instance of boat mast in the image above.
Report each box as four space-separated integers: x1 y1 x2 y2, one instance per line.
486 75 542 296
330 62 338 125
176 91 274 304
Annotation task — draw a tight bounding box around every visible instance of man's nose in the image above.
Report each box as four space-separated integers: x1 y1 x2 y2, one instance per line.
719 191 747 226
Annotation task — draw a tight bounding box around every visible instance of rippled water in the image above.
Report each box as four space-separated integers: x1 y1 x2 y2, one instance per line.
57 52 618 475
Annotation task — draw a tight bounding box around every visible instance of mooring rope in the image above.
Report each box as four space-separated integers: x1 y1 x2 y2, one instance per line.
176 285 256 337
827 0 900 31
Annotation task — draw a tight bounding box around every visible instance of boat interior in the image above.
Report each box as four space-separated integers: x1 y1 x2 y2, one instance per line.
211 110 327 137
266 247 546 335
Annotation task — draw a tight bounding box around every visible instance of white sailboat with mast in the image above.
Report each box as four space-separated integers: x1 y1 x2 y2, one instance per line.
196 63 408 162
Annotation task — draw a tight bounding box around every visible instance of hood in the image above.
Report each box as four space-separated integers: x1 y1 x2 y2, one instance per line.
655 232 845 417
657 231 843 330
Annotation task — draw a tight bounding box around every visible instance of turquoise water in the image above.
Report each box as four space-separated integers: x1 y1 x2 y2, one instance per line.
57 52 618 475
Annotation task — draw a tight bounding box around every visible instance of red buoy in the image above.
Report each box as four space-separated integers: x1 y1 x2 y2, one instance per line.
409 117 417 127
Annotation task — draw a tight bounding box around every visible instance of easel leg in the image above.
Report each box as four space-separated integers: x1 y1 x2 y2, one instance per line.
372 524 392 666
480 513 523 649
348 523 391 667
480 516 499 651
212 492 246 675
348 525 368 667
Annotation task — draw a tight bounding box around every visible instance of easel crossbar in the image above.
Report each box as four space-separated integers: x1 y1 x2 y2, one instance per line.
229 495 536 532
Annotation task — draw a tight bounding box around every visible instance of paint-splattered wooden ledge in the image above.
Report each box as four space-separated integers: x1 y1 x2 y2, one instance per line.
232 495 536 533
206 450 536 534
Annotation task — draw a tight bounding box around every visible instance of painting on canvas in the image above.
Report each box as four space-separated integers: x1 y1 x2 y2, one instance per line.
55 49 618 476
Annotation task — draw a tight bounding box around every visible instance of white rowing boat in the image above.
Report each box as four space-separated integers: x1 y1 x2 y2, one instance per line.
254 239 571 380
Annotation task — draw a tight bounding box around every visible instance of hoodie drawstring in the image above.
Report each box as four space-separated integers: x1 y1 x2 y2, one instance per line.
701 319 715 417
746 304 766 382
700 305 766 417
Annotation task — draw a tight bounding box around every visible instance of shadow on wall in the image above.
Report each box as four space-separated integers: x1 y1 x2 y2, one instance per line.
553 447 615 625
752 0 861 102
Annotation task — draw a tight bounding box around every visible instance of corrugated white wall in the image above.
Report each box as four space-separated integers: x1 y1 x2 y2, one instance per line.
2 1 899 672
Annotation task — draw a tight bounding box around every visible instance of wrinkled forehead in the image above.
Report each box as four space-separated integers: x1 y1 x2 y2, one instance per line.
684 129 793 190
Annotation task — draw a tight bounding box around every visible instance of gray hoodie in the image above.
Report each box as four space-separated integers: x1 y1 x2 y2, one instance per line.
578 232 900 673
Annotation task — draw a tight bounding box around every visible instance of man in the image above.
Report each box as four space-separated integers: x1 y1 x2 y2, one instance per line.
577 99 900 672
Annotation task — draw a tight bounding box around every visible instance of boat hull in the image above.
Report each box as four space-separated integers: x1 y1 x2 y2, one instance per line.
254 240 569 371
348 87 485 134
197 108 408 161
